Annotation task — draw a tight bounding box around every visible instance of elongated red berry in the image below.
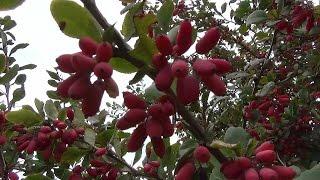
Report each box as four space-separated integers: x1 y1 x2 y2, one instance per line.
156 35 173 56
8 172 19 180
193 146 211 163
256 150 276 164
94 62 113 80
40 145 52 160
96 42 113 62
175 162 195 180
148 103 164 117
95 147 107 156
127 123 147 152
220 161 242 179
152 53 168 69
104 78 119 98
259 168 279 180
255 141 274 154
67 107 74 121
116 109 147 130
57 73 80 98
176 20 192 48
61 129 78 144
244 168 259 180
192 59 216 77
272 166 296 179
107 168 119 179
79 37 98 57
146 117 163 138
151 137 165 158
26 138 37 154
177 75 200 104
68 74 91 100
81 80 104 117
72 54 96 73
173 43 192 56
56 54 76 73
171 60 188 78
0 135 7 145
123 92 147 109
196 27 220 54
209 59 232 74
202 74 226 96
237 157 251 169
162 118 174 137
155 64 174 91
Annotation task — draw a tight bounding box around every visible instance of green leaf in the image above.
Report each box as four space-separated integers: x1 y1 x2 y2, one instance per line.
224 127 250 150
11 87 25 103
84 128 96 146
129 35 157 64
103 25 116 43
46 70 60 81
0 64 19 84
221 2 227 13
19 64 37 70
157 0 174 32
9 43 28 56
50 0 102 42
34 98 45 117
109 57 137 74
0 54 6 73
179 139 197 157
0 0 25 11
61 147 86 164
135 13 157 36
73 107 86 126
6 109 42 127
25 174 52 180
44 100 58 120
255 81 275 97
96 129 115 146
129 70 145 85
14 74 26 84
121 2 144 40
133 148 142 165
144 83 165 102
246 10 268 25
295 164 320 180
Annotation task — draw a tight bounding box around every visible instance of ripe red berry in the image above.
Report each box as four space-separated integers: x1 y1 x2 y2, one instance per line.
79 37 98 57
220 161 242 179
275 20 288 31
272 166 296 179
69 173 82 180
152 53 168 70
57 73 81 98
0 135 7 145
93 62 113 80
96 42 113 62
156 34 173 56
259 168 279 180
127 123 147 152
66 107 74 121
90 159 105 167
244 168 259 180
104 78 119 98
26 138 37 154
171 60 188 78
68 74 91 100
146 117 163 138
148 103 164 117
123 92 147 109
201 74 226 96
61 129 78 144
40 145 53 160
176 20 193 48
75 127 85 135
56 54 76 73
151 137 165 158
237 157 251 169
87 167 99 177
8 172 19 180
37 132 48 142
40 126 52 133
192 59 216 77
116 109 147 130
162 118 174 138
196 27 220 54
81 81 105 117
175 162 196 180
255 141 274 155
209 59 232 74
193 146 211 163
155 64 174 91
95 147 107 156
107 168 119 179
256 150 276 164
177 75 200 105
72 54 96 73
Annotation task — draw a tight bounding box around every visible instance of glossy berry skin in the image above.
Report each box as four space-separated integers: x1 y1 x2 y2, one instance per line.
148 103 164 117
61 129 78 144
96 42 113 62
57 73 80 98
156 35 173 56
81 81 105 117
93 62 113 80
176 20 193 48
8 172 19 180
127 123 147 152
68 74 91 100
244 168 259 180
259 168 279 180
202 74 226 96
237 157 251 169
72 54 96 73
66 107 74 121
151 137 165 158
152 53 168 70
255 141 274 154
256 150 276 164
116 109 147 130
193 146 211 163
272 166 296 179
95 147 107 156
79 37 98 57
192 59 216 77
162 118 174 138
155 64 174 91
177 75 200 105
56 54 76 73
175 162 195 180
146 117 163 138
220 161 242 179
104 78 119 98
123 92 147 109
171 60 188 78
209 59 232 74
196 27 220 54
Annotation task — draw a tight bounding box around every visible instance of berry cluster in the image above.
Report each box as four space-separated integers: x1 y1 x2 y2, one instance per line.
69 164 119 180
116 92 174 158
221 141 296 180
56 37 118 117
143 161 160 177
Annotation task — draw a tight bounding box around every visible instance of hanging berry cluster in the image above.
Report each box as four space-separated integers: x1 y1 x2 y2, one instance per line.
221 141 296 180
56 37 118 117
153 19 232 105
116 92 175 158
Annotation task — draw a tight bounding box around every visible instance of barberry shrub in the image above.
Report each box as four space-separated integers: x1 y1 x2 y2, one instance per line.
0 0 320 180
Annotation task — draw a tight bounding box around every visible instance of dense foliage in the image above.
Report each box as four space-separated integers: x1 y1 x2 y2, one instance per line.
0 0 320 179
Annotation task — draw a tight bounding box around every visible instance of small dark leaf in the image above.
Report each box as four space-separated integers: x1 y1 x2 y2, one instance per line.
14 74 26 84
9 43 28 56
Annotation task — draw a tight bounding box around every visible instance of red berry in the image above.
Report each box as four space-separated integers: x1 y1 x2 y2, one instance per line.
69 173 82 180
275 20 288 31
209 59 232 74
173 43 191 56
151 137 165 158
256 150 276 164
255 141 274 154
193 146 211 163
87 167 99 177
201 74 226 96
104 78 119 98
90 159 105 167
73 165 84 174
37 132 48 142
192 59 216 77
40 145 53 160
259 168 279 180
146 117 163 138
95 147 107 156
148 103 164 117
68 74 91 100
127 123 147 152
40 126 52 133
96 42 113 62
149 161 161 168
177 75 200 105
171 60 188 78
244 168 259 180
75 127 85 135
57 73 81 98
81 80 104 117
116 109 147 130
72 54 96 73
162 118 174 137
67 107 74 121
93 62 113 80
152 53 168 70
56 54 76 73
56 122 67 130
196 27 220 54
123 92 147 109
107 168 119 180
220 161 242 179
175 162 196 180
156 34 173 56
155 64 174 91
79 37 98 57
272 166 296 179
176 20 193 49
237 157 251 169
61 129 78 144
26 138 37 154
8 172 19 180
0 135 7 145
